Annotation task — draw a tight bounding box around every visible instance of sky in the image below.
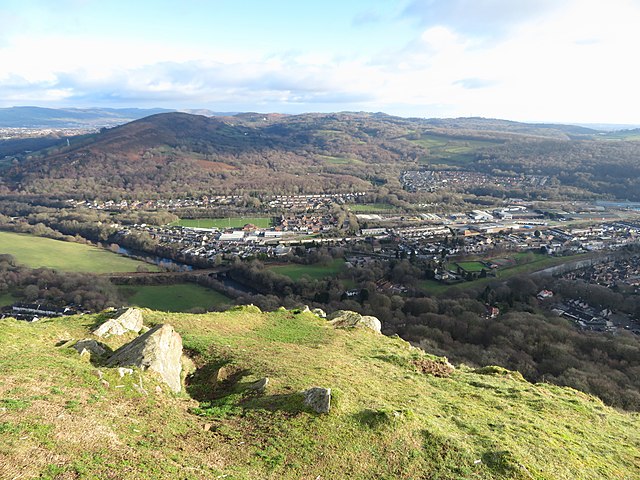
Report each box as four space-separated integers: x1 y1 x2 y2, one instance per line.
0 0 639 123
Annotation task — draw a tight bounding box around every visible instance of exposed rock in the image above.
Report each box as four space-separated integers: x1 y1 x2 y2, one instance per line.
107 324 183 393
312 308 327 318
247 377 269 393
360 316 382 333
93 308 144 338
301 305 311 313
118 367 133 378
72 339 109 358
303 387 331 414
328 310 381 333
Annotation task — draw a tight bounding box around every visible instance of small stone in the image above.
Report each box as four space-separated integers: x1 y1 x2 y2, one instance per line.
303 387 331 414
100 379 110 388
73 339 108 358
247 377 269 393
118 367 134 378
203 423 212 432
92 369 104 380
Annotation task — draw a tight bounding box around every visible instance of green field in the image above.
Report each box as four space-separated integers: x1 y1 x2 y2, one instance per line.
421 254 585 294
0 292 16 307
318 155 364 165
410 133 500 165
455 261 486 272
348 203 397 212
270 259 346 281
117 283 232 312
172 217 272 229
0 231 159 273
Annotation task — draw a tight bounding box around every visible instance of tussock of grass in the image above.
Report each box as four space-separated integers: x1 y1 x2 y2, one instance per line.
0 308 638 479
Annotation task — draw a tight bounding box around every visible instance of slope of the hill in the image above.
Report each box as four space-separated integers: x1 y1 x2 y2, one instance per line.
12 111 640 199
1 306 638 479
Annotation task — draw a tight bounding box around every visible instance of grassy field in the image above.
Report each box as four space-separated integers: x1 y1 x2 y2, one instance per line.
0 231 159 273
0 307 637 478
117 283 232 312
318 155 364 165
172 217 272 229
455 261 486 272
420 254 585 294
270 259 346 281
410 133 500 165
348 203 397 212
0 292 16 307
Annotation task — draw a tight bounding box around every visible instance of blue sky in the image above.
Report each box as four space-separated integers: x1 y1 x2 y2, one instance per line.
1 0 639 123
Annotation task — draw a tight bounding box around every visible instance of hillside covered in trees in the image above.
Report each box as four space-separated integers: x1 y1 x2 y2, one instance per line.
3 111 640 200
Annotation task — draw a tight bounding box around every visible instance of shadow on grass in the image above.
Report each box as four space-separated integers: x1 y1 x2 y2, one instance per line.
186 360 308 417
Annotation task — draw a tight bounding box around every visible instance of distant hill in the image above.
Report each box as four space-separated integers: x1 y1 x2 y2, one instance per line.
0 106 175 128
0 106 236 128
1 306 637 479
4 110 640 199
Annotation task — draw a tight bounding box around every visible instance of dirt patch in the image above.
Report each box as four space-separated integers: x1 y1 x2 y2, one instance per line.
413 358 454 378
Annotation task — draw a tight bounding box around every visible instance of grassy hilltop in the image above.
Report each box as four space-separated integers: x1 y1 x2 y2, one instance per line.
0 307 638 479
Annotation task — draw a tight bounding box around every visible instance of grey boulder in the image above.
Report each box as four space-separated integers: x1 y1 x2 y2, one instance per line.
303 387 331 414
107 324 183 393
328 310 381 333
93 308 144 337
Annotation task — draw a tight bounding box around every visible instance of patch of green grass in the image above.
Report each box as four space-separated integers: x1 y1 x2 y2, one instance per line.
117 283 232 312
456 261 486 272
269 259 345 281
253 310 332 346
0 398 32 411
0 292 16 307
171 217 272 228
318 155 364 165
409 133 500 166
0 231 159 273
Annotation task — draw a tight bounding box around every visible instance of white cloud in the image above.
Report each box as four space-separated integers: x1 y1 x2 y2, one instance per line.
0 0 638 122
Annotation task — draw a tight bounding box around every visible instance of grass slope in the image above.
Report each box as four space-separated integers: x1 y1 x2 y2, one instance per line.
118 283 232 312
269 259 345 281
0 307 638 479
0 231 159 273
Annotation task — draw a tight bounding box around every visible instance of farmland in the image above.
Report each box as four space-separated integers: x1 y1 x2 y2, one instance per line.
269 259 346 281
410 133 500 165
0 231 158 273
117 283 232 312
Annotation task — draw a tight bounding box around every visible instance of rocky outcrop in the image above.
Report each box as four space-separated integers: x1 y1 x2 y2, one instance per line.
328 310 381 333
107 324 183 392
93 308 144 338
312 308 327 318
303 387 331 413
